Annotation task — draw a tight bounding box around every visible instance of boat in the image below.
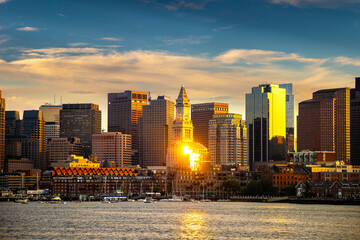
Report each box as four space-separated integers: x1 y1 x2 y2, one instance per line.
199 199 211 202
144 196 152 203
15 198 28 203
217 199 231 202
160 195 184 202
50 196 62 201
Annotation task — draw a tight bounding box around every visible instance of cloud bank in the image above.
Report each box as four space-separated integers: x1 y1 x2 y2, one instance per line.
0 47 356 130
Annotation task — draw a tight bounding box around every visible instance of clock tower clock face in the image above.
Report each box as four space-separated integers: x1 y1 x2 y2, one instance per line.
177 107 183 121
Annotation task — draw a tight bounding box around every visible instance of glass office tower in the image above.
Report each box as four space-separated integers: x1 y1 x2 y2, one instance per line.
279 83 295 152
246 84 286 170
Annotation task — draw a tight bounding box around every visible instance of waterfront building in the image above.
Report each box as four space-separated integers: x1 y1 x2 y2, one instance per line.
191 102 228 148
166 86 209 171
246 84 287 170
138 96 174 167
208 114 247 166
46 138 83 167
0 91 4 172
60 103 101 157
351 77 360 165
92 132 132 167
0 169 41 190
44 166 166 199
261 164 310 191
298 87 350 163
279 84 295 152
296 181 360 199
22 110 45 170
108 91 148 165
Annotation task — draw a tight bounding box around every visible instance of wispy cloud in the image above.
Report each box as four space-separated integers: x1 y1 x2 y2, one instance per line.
0 35 10 45
141 0 212 11
57 13 66 17
100 37 123 41
213 24 238 32
214 49 324 65
16 27 39 32
270 0 360 8
68 42 88 47
0 0 9 4
158 35 210 45
333 56 360 66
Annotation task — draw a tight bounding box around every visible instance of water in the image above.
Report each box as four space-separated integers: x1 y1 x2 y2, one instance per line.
0 201 359 239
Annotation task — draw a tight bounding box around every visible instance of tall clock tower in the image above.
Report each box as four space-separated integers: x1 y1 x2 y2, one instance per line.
173 85 193 143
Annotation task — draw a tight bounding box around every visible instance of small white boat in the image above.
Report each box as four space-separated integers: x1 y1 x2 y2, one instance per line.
144 196 152 203
160 196 184 202
15 198 28 203
217 199 231 202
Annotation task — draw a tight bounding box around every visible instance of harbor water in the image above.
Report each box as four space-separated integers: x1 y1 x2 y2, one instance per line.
0 201 359 239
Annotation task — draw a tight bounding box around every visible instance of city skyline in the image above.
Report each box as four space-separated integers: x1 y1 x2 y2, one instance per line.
1 0 359 130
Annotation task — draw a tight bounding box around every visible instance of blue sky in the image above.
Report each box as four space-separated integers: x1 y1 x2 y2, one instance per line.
0 0 359 129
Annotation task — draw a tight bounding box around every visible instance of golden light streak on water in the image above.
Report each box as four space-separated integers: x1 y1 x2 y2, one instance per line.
179 210 211 240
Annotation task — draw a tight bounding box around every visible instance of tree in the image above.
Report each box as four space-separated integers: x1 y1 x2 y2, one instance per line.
241 180 277 196
222 180 242 197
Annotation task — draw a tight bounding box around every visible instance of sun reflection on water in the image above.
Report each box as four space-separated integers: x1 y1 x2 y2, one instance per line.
179 210 211 240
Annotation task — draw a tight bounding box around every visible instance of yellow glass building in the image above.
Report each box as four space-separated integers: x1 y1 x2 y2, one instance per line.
246 84 286 170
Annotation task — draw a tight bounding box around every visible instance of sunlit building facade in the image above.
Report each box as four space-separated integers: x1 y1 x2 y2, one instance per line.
191 102 228 148
92 132 132 167
246 84 286 170
298 88 350 164
209 114 247 166
139 96 174 167
60 103 101 158
39 104 62 143
0 91 5 172
108 91 148 165
279 83 295 152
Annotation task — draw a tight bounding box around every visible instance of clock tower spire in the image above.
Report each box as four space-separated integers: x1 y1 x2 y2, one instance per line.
173 85 193 142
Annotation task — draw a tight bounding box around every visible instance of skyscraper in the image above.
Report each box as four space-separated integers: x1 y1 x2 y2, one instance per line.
350 77 360 165
246 84 286 170
92 132 132 167
0 91 5 172
209 114 247 166
108 91 148 165
39 104 62 143
5 111 22 137
138 96 174 167
191 102 228 148
60 103 101 157
298 88 350 163
22 110 45 169
279 83 295 152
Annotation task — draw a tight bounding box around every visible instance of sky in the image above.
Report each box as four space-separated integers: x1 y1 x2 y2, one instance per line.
0 0 359 130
